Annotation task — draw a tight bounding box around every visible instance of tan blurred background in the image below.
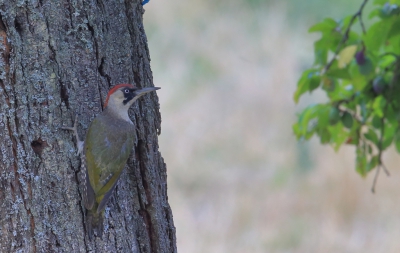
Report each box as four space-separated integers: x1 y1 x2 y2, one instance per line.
144 1 400 252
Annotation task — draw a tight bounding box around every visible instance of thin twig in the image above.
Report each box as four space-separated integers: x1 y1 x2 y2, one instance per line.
371 164 380 193
371 107 390 193
358 0 368 34
381 163 390 176
324 0 369 72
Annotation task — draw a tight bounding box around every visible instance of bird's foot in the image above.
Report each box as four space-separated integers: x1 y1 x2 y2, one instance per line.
61 115 84 155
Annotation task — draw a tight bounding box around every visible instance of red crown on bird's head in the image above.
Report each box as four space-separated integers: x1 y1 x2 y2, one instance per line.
104 84 135 108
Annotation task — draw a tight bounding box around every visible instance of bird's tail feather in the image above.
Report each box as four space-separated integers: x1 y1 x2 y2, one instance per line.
86 207 104 240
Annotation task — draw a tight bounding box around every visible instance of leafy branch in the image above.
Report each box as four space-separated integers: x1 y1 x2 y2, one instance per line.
294 0 400 191
325 0 369 72
371 107 390 193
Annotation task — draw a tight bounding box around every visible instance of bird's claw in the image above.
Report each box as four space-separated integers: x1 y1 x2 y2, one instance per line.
61 115 84 155
76 140 84 155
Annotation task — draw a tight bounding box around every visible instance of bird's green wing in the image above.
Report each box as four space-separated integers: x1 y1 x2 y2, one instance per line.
84 116 135 212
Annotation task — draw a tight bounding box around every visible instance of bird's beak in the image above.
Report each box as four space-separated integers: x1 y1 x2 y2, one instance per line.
135 87 160 97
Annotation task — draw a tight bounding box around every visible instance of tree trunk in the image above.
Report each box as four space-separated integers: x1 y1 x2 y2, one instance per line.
0 0 176 252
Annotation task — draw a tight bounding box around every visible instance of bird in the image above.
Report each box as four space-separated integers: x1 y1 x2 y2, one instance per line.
62 84 160 240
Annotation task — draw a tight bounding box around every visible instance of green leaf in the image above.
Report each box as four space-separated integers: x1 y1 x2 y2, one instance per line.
358 58 375 76
373 0 387 6
382 138 393 150
309 75 321 92
338 45 358 68
364 128 379 145
294 76 310 104
339 15 353 30
318 128 331 144
321 77 336 92
328 107 341 125
316 105 331 128
379 54 397 69
372 95 387 118
314 39 328 65
385 105 397 125
296 104 323 138
329 123 348 151
390 37 400 56
345 132 359 145
326 67 352 79
314 35 342 53
382 122 397 150
326 82 355 102
360 99 368 123
341 111 353 129
293 123 301 139
368 8 381 19
367 155 379 172
363 20 391 51
387 17 400 38
294 69 319 103
309 18 338 33
356 146 367 177
372 115 382 129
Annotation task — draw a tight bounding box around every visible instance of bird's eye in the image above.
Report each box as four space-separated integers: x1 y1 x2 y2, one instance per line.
124 89 130 93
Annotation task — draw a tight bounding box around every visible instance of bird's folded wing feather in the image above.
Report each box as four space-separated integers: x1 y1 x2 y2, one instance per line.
84 117 134 210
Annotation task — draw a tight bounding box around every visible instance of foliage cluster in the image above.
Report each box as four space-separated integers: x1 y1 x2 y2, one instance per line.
294 0 400 190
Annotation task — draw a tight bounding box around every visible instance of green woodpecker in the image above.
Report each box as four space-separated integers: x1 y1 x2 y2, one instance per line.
62 84 160 240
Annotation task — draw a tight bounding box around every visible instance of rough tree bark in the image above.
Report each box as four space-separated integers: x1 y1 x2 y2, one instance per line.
0 0 177 252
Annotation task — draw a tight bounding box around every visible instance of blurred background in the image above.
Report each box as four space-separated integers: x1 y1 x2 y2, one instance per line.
144 0 400 252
